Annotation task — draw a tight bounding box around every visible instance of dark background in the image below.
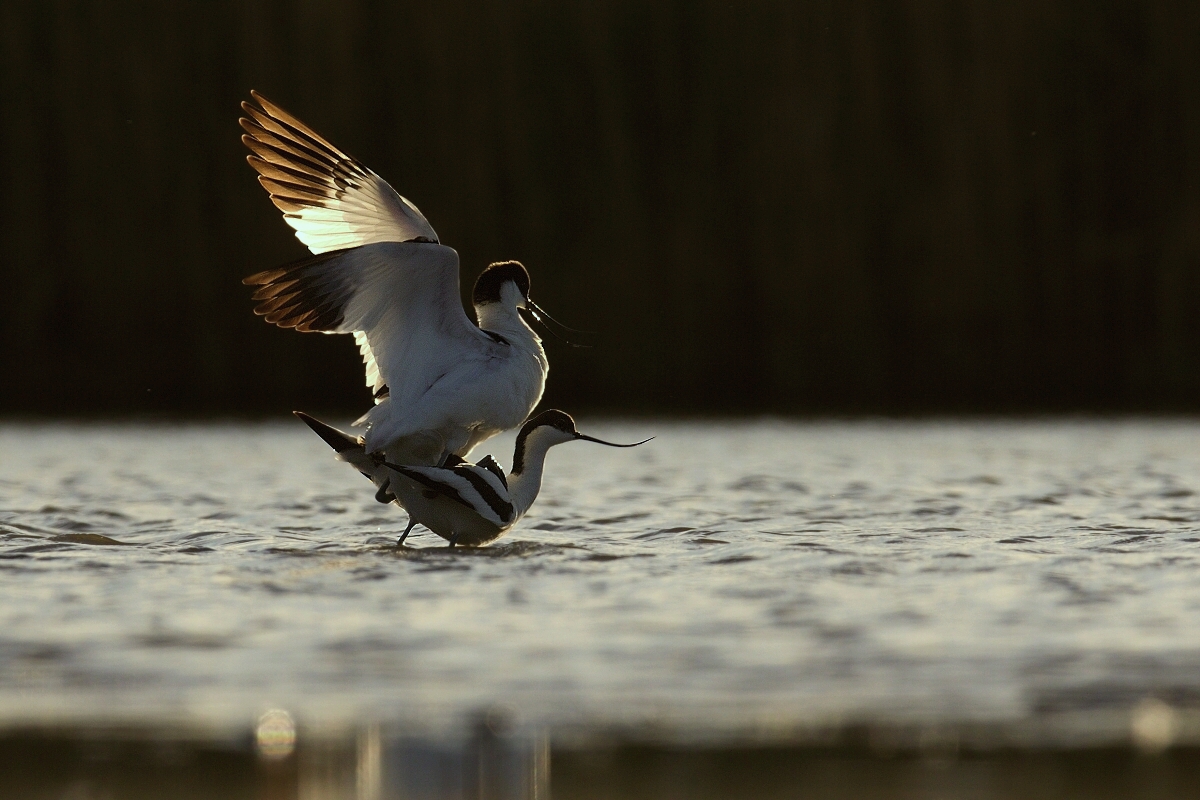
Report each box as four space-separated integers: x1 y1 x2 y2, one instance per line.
3 0 1200 417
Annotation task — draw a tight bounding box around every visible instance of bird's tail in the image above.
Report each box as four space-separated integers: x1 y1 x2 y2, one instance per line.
294 411 360 452
293 411 380 477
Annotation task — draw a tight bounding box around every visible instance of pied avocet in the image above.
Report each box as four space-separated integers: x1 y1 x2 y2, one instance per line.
295 410 651 547
240 91 554 466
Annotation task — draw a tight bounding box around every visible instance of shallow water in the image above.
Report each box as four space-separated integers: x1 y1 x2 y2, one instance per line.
2 419 1200 750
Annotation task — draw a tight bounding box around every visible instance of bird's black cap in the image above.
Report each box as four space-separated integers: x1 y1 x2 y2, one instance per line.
523 409 576 435
512 410 575 474
473 261 530 306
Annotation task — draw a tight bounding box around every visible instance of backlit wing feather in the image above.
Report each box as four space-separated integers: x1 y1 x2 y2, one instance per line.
243 242 502 406
240 90 438 254
240 91 450 397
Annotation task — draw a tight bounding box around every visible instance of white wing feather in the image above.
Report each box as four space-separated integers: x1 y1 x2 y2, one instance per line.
244 241 504 431
354 331 383 397
241 91 446 395
240 90 439 254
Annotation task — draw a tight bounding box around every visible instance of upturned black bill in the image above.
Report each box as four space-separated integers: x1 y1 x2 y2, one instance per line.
576 434 654 448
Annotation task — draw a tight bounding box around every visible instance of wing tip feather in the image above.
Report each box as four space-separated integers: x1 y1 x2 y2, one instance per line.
242 267 289 286
239 90 440 250
269 195 309 214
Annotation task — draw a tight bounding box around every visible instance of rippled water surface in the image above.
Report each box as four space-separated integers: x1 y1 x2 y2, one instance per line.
3 419 1200 746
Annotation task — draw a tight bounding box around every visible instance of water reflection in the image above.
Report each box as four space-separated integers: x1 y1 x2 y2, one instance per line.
0 722 548 800
300 718 549 800
257 710 297 760
1131 698 1178 754
8 422 1200 796
4 723 1200 799
7 422 1200 744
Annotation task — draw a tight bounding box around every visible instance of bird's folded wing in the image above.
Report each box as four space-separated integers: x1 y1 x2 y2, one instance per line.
240 90 438 254
390 465 514 527
243 242 501 399
475 455 509 489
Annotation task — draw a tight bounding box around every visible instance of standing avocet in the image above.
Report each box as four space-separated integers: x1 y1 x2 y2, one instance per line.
295 410 651 547
240 91 552 466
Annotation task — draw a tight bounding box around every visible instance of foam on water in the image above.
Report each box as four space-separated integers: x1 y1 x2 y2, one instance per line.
2 419 1200 745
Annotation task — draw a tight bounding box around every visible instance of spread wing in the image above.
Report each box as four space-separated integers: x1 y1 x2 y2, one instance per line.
243 241 502 403
240 90 438 254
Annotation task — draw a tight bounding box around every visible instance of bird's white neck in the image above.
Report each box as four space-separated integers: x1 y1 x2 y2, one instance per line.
507 432 561 518
475 283 541 344
477 304 535 340
476 301 538 344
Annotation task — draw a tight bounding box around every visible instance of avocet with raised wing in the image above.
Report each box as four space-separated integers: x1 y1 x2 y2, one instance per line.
240 91 554 466
295 410 651 547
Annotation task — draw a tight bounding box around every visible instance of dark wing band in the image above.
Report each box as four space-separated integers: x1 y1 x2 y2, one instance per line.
243 249 354 333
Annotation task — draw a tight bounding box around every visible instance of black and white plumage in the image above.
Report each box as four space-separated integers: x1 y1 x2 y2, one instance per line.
295 410 651 547
241 91 549 466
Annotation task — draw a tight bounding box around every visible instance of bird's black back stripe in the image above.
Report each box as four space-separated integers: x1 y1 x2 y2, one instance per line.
385 464 474 511
452 466 514 523
476 455 508 490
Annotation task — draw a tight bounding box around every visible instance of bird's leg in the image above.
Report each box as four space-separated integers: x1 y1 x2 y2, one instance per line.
396 517 417 547
448 532 459 549
375 477 396 504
